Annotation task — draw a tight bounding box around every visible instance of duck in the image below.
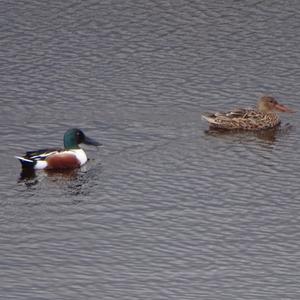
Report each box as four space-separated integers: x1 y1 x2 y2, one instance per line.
15 128 100 170
202 96 295 130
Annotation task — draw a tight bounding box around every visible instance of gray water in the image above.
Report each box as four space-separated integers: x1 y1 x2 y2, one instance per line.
1 1 300 299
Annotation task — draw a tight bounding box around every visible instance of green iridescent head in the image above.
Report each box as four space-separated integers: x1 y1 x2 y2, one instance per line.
63 128 100 149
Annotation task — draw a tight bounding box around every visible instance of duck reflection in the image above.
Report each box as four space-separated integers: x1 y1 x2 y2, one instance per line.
44 168 80 180
205 123 292 144
18 167 39 187
18 168 87 197
19 168 79 181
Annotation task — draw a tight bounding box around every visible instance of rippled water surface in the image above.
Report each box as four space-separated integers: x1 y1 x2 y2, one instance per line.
1 1 300 299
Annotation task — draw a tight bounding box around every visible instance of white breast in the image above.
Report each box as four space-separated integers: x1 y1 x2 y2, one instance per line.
71 149 88 166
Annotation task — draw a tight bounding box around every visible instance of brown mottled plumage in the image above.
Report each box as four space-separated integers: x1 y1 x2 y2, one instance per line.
202 96 295 130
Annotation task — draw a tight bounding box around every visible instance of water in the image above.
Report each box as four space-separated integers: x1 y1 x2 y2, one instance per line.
1 0 300 299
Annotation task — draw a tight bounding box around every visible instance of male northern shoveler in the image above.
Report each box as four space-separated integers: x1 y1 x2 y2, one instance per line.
202 96 295 130
15 128 100 170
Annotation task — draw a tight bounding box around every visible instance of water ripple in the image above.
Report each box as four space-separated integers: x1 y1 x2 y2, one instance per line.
1 0 300 299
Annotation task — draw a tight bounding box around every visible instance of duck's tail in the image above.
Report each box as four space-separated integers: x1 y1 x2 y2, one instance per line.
201 113 217 124
15 156 35 169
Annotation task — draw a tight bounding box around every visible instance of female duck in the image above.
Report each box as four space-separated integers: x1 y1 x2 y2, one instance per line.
202 96 295 130
16 128 100 170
